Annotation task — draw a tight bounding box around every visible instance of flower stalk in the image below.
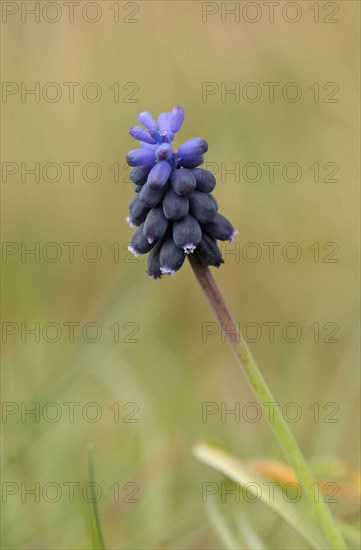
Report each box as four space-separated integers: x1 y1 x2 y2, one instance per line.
125 106 347 549
188 253 347 550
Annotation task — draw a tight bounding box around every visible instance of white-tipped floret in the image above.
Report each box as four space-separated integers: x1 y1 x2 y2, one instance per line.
126 216 135 228
128 245 139 257
160 266 175 276
183 244 196 254
229 229 238 242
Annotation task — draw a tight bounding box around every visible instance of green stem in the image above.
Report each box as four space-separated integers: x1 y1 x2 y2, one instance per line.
87 446 106 550
188 255 347 550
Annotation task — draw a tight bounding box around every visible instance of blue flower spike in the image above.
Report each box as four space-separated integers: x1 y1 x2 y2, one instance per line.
126 107 236 278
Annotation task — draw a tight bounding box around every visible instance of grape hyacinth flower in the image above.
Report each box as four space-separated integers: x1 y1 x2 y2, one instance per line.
123 109 347 550
126 106 237 278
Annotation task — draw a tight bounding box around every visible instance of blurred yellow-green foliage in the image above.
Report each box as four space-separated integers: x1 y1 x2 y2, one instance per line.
2 1 360 548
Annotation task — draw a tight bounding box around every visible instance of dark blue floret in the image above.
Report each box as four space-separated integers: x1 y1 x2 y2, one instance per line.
125 106 236 277
195 234 224 267
147 161 172 190
189 191 218 223
173 214 202 253
159 238 185 276
178 154 204 169
208 194 218 209
170 169 196 196
147 240 163 279
128 195 149 227
139 181 168 208
190 168 216 193
129 223 156 255
143 206 169 243
130 163 155 185
202 213 237 241
163 188 189 221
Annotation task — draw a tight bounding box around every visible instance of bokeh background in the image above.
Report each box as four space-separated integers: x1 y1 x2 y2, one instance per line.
2 1 360 548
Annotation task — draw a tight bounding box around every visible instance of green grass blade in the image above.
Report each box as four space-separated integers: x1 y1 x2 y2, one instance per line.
337 520 361 547
87 445 106 550
205 499 243 549
234 515 268 550
194 442 329 550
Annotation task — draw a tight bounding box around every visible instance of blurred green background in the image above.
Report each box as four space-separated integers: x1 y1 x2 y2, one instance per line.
1 1 360 548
